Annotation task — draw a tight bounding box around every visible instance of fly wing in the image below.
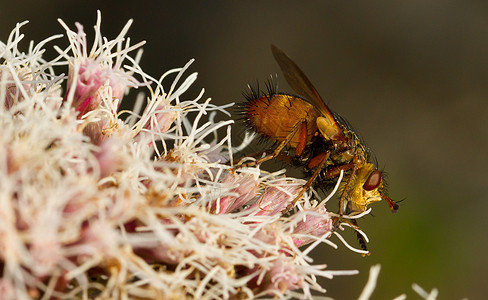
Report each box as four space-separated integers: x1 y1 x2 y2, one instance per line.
271 44 344 139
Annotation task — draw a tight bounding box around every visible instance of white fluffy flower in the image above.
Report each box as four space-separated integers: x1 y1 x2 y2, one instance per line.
0 10 384 300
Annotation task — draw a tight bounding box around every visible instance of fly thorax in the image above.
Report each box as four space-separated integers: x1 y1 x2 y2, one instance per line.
316 116 341 140
340 149 355 162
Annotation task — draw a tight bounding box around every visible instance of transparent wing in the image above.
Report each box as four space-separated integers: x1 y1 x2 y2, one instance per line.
271 44 333 117
271 44 343 138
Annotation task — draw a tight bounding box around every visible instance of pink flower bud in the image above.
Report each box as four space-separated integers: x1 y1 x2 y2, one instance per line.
248 182 299 216
212 173 258 214
95 137 128 177
64 59 129 118
64 59 106 116
292 204 332 247
264 257 302 292
1 68 31 109
143 101 177 134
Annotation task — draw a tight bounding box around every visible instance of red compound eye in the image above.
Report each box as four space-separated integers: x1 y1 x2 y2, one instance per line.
363 170 382 191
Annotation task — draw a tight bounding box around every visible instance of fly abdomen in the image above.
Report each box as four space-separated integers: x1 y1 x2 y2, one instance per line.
244 94 320 149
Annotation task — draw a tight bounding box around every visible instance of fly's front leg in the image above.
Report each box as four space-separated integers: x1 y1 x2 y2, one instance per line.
338 163 357 216
329 217 370 256
349 219 369 255
321 162 357 226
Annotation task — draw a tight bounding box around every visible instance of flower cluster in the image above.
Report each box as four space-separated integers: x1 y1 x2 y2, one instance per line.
0 11 377 300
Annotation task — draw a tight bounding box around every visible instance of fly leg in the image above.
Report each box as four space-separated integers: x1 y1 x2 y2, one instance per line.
325 162 370 254
331 217 370 256
320 162 357 225
338 163 358 216
235 120 305 169
284 151 330 212
349 219 369 255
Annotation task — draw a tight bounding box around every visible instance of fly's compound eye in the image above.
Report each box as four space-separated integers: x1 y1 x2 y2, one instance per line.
363 170 382 191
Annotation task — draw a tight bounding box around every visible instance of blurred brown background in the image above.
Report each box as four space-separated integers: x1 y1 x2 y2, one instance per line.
2 1 486 298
